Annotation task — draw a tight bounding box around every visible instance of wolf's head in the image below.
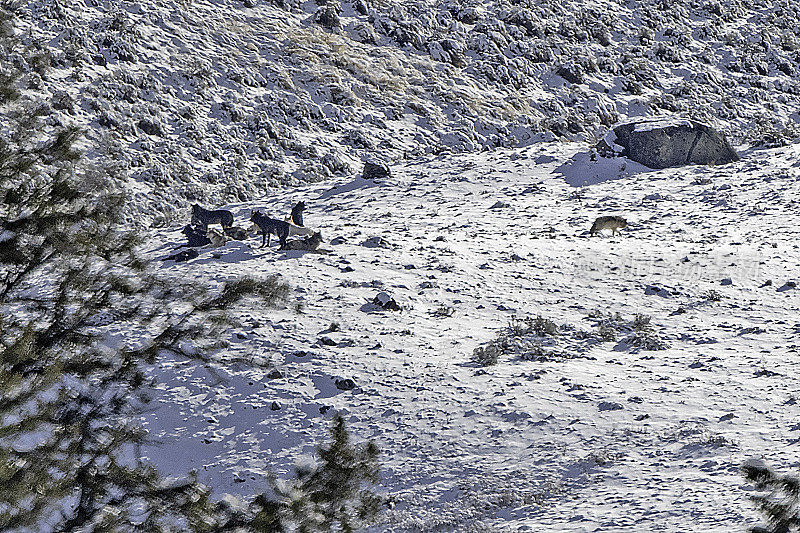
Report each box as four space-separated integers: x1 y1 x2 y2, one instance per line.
250 210 262 222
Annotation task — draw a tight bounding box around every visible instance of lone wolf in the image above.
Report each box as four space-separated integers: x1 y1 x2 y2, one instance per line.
191 204 234 229
590 216 628 236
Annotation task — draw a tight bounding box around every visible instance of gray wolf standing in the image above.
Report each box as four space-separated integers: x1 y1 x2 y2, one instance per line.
191 204 234 229
590 216 628 236
250 210 289 248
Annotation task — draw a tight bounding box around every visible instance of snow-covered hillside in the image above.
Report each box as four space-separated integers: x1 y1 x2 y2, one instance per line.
6 0 800 529
10 0 800 224
141 141 799 531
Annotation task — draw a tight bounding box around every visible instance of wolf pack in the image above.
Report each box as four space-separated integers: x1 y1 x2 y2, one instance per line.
165 198 626 262
165 201 324 262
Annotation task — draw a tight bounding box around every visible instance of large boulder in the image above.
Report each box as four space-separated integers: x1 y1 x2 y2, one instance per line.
362 160 391 180
597 118 739 169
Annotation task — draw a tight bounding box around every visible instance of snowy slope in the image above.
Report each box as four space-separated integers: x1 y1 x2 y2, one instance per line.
11 0 800 225
7 0 800 528
140 141 800 531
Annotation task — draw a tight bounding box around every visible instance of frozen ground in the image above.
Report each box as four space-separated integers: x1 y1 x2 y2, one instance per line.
140 141 800 531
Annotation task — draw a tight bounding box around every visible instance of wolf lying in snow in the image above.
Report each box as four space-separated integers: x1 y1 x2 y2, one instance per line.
191 204 234 229
280 231 323 251
223 226 249 240
590 216 628 236
164 248 199 263
250 210 315 248
206 228 227 247
181 224 229 248
182 224 211 247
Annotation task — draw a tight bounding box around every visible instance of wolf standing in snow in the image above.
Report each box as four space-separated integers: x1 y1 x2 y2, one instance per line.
590 216 627 236
191 204 234 229
250 210 290 248
251 209 317 247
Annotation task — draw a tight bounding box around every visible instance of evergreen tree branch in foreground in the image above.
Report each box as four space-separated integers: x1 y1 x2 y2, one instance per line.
743 459 800 533
0 8 380 532
0 7 287 531
213 415 381 533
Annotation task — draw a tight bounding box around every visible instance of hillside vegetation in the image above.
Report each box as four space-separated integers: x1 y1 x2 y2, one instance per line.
8 0 800 223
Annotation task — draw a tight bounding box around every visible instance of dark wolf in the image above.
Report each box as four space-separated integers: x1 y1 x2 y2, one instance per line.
290 201 305 227
280 231 323 251
181 224 211 247
191 203 234 229
250 210 289 248
163 248 199 263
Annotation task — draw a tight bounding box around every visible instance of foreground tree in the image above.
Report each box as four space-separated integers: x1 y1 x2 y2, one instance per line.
0 8 380 531
215 415 381 533
743 459 800 533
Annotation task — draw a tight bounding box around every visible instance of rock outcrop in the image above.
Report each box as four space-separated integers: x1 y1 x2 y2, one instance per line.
597 119 739 169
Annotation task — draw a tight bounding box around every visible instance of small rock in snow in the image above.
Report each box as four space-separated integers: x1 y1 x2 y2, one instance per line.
361 235 391 248
335 378 356 391
318 336 337 346
598 401 624 411
373 291 400 311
